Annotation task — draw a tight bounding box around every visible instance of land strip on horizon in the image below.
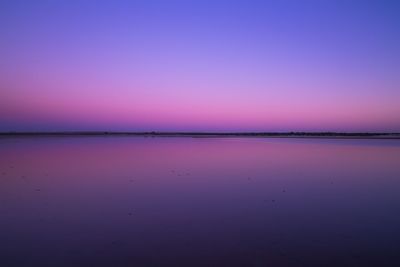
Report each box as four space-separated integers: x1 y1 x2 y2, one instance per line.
0 131 399 139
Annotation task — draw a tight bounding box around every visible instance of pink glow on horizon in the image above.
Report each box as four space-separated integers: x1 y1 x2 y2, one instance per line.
1 1 399 131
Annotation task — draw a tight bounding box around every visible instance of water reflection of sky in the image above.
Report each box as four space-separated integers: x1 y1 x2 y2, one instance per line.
1 137 400 266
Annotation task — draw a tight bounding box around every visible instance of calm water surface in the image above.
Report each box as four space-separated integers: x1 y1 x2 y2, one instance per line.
1 137 400 267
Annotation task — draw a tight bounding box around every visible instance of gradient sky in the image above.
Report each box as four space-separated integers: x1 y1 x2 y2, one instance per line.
1 0 399 132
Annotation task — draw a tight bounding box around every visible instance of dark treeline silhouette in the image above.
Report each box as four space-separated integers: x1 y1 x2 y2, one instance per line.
0 131 399 138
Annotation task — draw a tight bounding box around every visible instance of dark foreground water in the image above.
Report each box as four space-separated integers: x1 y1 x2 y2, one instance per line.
1 137 400 267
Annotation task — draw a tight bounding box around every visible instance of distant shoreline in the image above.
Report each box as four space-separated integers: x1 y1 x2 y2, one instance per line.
1 132 400 139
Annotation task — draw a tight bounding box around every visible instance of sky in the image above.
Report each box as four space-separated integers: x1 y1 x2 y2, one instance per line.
1 0 399 132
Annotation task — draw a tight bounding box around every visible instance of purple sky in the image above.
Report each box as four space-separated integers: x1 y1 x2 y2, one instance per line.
1 0 399 132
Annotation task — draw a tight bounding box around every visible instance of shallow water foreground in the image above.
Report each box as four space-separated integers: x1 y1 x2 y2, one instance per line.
1 137 400 267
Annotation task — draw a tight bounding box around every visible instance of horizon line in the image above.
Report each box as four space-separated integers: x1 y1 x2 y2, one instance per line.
1 131 400 139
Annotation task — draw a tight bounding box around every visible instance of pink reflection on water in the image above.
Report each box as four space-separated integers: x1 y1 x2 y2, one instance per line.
1 137 400 266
